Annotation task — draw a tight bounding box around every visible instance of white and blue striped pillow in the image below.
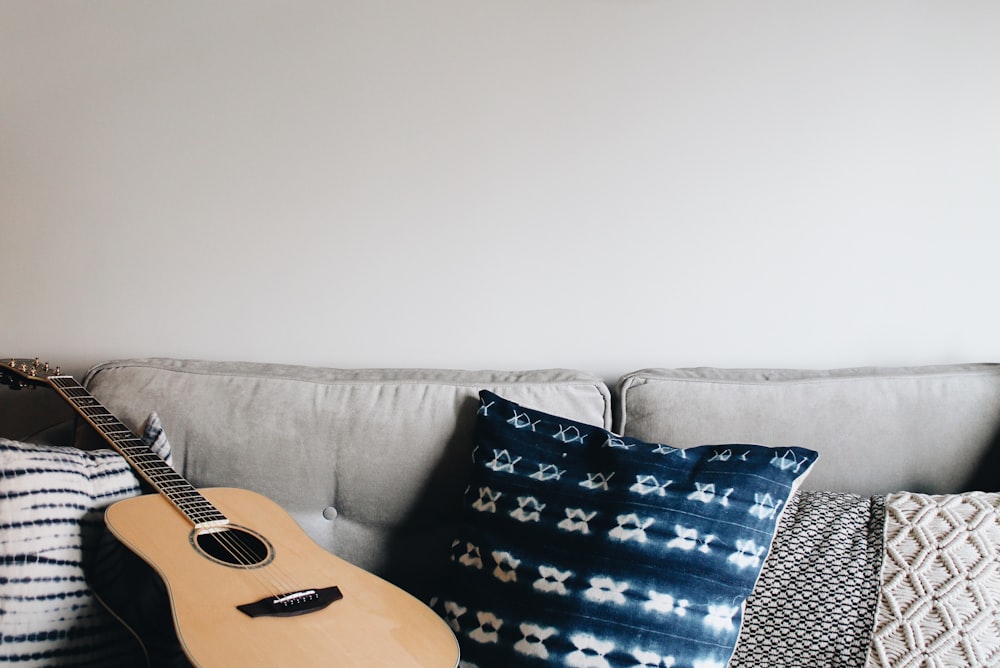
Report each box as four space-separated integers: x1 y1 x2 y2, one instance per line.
0 414 171 667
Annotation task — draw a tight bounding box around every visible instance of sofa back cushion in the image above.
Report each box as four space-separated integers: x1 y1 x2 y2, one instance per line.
82 358 611 599
616 365 1000 495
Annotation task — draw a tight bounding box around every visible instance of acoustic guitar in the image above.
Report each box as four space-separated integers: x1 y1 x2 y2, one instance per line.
2 358 460 668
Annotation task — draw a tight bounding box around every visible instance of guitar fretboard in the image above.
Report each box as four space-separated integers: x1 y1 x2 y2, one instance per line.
49 376 228 528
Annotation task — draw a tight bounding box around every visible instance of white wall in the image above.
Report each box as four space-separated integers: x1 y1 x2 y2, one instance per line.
3 1 999 427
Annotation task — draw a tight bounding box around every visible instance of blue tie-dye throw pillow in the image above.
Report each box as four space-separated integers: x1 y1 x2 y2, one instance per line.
432 391 818 668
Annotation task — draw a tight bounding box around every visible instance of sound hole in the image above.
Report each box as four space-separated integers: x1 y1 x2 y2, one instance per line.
192 525 273 568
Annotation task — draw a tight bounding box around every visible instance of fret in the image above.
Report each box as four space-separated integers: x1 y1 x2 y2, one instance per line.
145 471 189 486
164 484 199 495
71 396 101 408
181 501 221 513
50 379 82 392
184 502 228 521
171 486 205 497
121 439 153 447
185 507 227 520
89 414 119 425
122 445 160 456
133 458 174 471
177 502 215 516
144 468 182 479
128 461 172 474
46 375 228 530
178 506 222 521
147 474 185 488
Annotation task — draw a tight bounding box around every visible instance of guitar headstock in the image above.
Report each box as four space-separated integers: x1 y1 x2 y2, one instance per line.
1 358 61 391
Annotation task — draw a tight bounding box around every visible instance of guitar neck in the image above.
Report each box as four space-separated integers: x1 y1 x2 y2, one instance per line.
48 376 228 529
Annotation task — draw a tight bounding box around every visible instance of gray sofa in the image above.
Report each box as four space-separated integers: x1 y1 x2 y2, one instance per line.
4 358 999 667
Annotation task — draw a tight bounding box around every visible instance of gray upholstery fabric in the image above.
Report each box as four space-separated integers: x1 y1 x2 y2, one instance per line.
616 365 1000 495
82 359 611 599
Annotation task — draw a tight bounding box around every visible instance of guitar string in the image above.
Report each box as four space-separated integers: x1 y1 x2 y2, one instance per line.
146 455 304 600
195 516 321 607
50 377 304 604
146 453 305 600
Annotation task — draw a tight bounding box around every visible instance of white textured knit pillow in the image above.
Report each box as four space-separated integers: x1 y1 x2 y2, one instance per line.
0 414 171 667
866 491 1000 668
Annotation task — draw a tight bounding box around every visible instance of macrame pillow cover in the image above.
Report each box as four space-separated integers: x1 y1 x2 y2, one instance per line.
432 390 818 668
866 491 1000 668
0 414 171 666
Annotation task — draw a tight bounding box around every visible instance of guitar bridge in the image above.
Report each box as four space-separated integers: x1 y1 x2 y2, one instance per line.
236 586 343 618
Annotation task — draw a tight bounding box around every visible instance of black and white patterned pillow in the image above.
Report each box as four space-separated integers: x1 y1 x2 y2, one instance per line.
730 491 886 666
0 414 171 667
432 391 818 668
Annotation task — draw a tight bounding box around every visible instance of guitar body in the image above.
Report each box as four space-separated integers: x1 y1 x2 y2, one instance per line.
104 488 459 668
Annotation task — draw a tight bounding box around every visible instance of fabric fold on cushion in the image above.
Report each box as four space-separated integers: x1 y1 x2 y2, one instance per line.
432 390 818 668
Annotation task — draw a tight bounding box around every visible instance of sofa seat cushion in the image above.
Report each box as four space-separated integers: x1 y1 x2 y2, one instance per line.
432 390 818 668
